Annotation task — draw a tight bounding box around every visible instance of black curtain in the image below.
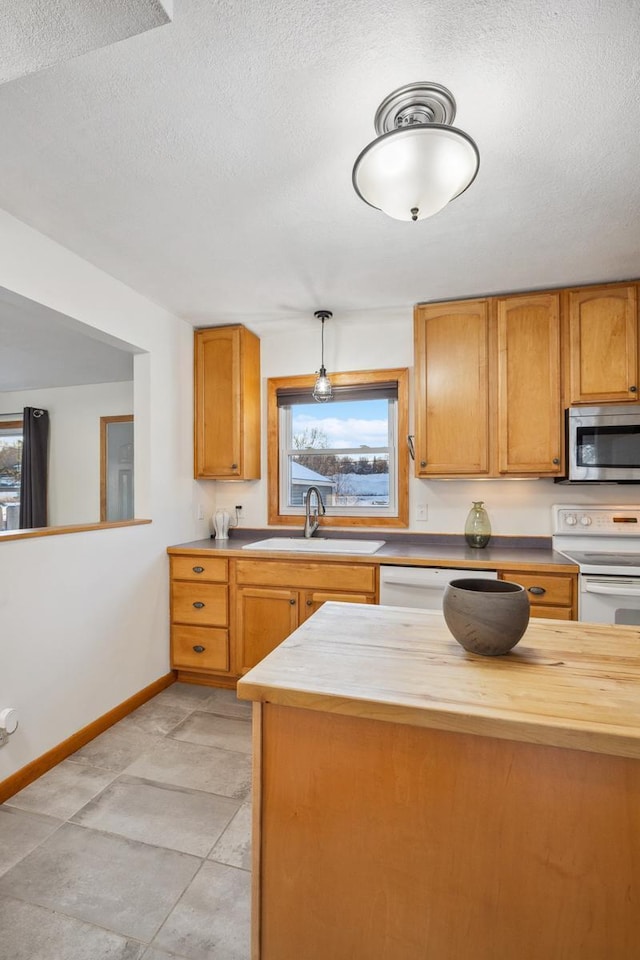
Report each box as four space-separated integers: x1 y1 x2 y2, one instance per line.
19 407 49 529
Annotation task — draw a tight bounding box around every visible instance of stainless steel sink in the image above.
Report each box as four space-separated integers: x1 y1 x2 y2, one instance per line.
241 538 385 555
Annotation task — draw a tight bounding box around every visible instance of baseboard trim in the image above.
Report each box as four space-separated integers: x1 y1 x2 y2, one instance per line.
0 672 176 804
174 670 238 690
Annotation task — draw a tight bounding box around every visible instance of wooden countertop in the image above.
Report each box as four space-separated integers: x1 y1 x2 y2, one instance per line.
167 536 577 573
237 602 640 760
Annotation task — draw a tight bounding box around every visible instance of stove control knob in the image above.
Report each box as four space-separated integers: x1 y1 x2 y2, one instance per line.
580 515 592 526
564 514 577 526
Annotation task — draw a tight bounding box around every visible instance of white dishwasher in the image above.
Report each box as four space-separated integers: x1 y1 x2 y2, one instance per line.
379 565 497 610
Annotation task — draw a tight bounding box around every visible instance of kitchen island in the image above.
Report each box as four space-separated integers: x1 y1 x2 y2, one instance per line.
237 602 640 960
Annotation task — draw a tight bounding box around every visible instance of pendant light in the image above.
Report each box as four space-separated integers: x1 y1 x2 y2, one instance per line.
352 82 479 222
312 310 333 403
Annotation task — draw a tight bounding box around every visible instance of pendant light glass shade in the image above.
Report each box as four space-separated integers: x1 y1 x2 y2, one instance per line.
312 310 333 403
352 82 479 222
313 368 332 402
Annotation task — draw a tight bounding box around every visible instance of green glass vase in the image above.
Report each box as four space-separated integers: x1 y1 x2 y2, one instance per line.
464 500 491 549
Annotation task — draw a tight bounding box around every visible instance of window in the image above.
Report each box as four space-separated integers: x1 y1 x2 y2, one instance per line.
0 418 23 531
268 369 409 527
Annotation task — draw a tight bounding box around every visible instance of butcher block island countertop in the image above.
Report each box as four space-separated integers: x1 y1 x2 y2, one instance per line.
238 604 640 960
238 601 640 759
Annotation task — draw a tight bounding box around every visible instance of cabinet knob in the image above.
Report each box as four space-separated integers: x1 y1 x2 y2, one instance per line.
192 566 204 574
192 601 205 608
552 458 560 465
528 586 546 596
306 599 313 606
289 598 296 605
420 460 427 468
630 386 638 393
231 463 238 469
192 645 206 653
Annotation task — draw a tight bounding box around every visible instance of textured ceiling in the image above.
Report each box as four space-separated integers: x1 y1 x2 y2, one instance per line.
0 0 639 335
0 0 172 84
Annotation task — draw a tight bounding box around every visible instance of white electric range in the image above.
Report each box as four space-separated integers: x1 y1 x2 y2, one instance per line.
552 504 640 624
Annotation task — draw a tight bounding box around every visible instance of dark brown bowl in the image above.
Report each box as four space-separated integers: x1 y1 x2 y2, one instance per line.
443 578 530 656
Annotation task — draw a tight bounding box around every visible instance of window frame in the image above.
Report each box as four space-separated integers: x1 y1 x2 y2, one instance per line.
0 418 23 532
267 368 409 528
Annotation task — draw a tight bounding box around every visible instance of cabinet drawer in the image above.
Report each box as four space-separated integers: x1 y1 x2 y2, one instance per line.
171 556 228 582
498 571 574 607
234 559 376 592
171 582 228 626
171 625 229 671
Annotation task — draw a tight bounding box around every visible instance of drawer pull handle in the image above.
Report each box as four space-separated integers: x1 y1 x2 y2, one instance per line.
528 586 546 596
193 645 206 653
289 598 296 605
193 601 205 608
192 566 204 574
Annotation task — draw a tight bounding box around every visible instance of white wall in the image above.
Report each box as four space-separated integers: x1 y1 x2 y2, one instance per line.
0 208 209 782
1 380 133 524
212 307 639 538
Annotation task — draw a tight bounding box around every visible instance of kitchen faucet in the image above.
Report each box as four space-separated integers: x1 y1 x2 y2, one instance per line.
303 486 326 538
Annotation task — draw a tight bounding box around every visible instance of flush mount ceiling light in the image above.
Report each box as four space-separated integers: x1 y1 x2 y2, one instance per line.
352 82 479 222
312 310 333 403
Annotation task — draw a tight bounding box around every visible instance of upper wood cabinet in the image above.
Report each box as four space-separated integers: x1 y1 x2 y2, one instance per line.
496 292 562 475
414 299 492 476
565 283 638 404
194 325 261 479
414 293 563 478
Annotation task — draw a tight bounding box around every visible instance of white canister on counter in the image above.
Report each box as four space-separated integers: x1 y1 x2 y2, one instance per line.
213 508 230 540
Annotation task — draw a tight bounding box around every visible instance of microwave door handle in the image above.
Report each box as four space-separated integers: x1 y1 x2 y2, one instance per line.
583 582 640 597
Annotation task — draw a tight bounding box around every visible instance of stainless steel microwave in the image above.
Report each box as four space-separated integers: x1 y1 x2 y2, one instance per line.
564 405 640 482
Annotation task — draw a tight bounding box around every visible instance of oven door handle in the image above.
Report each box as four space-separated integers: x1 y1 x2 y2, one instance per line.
583 581 640 597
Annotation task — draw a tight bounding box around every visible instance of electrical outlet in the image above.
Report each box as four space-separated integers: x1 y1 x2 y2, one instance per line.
196 504 205 521
416 504 428 522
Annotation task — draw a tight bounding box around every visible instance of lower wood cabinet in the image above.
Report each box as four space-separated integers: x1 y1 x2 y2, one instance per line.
168 551 577 687
498 569 576 620
233 559 377 674
169 555 233 686
169 552 377 684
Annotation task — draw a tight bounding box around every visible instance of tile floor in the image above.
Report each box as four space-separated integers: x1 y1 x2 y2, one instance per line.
0 683 253 960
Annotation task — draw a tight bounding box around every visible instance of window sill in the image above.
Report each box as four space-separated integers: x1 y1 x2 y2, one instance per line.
268 514 408 529
0 518 152 542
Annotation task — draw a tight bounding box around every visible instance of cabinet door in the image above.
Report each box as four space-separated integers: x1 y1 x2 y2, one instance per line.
194 325 261 479
567 284 638 403
236 586 299 674
496 293 562 475
300 591 374 622
414 300 491 475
